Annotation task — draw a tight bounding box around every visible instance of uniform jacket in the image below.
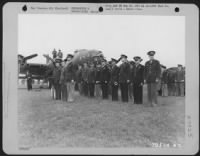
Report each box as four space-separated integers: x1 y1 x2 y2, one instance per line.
95 67 101 83
119 61 131 83
175 70 185 82
110 65 119 84
131 64 144 84
100 65 110 83
75 68 82 83
82 67 89 82
88 67 96 83
161 70 168 84
61 62 75 83
53 66 62 84
144 59 161 83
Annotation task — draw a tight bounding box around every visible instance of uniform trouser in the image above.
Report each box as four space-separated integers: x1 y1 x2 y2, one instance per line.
61 83 68 101
161 83 168 97
66 82 75 102
101 82 109 99
168 83 176 96
176 82 185 96
120 83 129 102
51 85 55 99
128 83 133 99
112 84 119 101
54 83 61 100
133 84 143 104
27 79 32 90
95 83 101 98
88 83 95 97
82 81 88 96
78 82 83 95
147 83 158 105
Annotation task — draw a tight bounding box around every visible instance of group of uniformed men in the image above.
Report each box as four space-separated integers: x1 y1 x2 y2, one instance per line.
43 49 185 107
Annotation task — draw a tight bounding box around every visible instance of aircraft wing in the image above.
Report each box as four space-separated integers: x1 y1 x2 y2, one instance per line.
19 63 49 79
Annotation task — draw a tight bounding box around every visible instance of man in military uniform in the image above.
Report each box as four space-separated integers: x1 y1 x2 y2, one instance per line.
100 59 110 99
52 58 62 100
175 64 185 96
52 49 57 59
144 51 161 106
161 66 168 97
75 64 83 95
129 61 135 100
82 62 89 96
61 54 75 102
26 71 32 91
95 63 102 98
60 59 68 101
131 56 144 104
57 49 63 59
88 62 96 97
110 58 120 101
119 54 131 102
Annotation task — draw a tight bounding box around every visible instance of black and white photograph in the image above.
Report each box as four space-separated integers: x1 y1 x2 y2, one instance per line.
2 3 199 155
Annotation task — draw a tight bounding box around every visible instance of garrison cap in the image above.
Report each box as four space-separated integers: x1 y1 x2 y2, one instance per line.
111 58 118 63
120 54 128 59
178 64 182 67
147 51 156 56
133 56 142 61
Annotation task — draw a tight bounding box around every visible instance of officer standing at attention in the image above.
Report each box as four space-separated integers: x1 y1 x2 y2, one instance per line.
131 56 144 104
100 59 110 99
52 58 62 100
175 64 185 96
144 51 161 106
60 58 68 101
94 63 102 99
87 62 96 97
110 58 120 101
62 54 75 102
119 54 131 102
82 62 89 96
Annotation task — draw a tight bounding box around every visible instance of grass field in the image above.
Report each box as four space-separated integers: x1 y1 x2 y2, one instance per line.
18 85 185 148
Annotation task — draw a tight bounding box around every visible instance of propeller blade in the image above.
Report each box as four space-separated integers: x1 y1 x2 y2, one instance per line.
24 54 38 61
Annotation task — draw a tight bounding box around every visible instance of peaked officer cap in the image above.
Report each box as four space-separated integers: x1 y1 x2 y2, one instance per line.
111 58 117 63
147 51 156 56
121 54 128 58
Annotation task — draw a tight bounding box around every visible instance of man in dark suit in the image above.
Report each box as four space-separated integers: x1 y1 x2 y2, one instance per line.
131 56 144 104
100 59 110 99
110 58 120 101
144 51 161 106
119 54 131 102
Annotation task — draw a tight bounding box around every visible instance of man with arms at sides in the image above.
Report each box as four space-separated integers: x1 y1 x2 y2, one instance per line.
175 64 185 97
62 54 75 102
144 51 161 107
95 62 102 99
100 59 110 99
87 62 96 97
119 54 131 102
131 56 144 104
110 58 120 101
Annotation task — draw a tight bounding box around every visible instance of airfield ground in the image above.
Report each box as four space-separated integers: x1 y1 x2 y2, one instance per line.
18 85 185 148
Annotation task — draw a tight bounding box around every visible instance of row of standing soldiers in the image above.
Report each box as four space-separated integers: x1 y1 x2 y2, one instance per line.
49 50 184 107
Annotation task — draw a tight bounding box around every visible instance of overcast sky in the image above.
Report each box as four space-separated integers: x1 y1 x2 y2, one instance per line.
18 14 185 67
